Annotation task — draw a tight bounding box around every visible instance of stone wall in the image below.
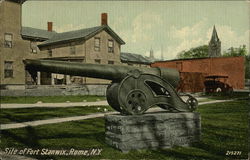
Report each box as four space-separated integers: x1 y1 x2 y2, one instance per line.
0 84 108 96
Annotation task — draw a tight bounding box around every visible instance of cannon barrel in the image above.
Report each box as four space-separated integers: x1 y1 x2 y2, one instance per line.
23 59 180 87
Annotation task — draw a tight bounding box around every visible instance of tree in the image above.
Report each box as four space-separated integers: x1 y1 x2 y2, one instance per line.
222 45 247 57
245 54 250 79
177 45 209 59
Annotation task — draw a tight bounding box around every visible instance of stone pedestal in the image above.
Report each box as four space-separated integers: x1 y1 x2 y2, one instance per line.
105 112 201 152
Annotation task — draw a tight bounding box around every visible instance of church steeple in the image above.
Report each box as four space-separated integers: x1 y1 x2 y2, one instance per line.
208 25 221 57
210 25 219 42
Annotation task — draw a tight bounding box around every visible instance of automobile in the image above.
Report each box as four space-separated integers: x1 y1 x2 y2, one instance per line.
204 75 233 93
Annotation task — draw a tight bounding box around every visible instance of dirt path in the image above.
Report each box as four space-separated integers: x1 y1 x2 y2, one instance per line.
1 97 210 109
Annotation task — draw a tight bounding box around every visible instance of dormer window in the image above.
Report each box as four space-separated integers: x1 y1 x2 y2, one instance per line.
94 37 100 51
4 33 13 48
108 39 114 53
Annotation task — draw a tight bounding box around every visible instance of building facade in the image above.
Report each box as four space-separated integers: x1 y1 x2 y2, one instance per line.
36 17 125 85
0 0 50 87
0 1 127 87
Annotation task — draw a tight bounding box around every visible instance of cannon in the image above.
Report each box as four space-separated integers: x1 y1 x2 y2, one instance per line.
23 59 198 115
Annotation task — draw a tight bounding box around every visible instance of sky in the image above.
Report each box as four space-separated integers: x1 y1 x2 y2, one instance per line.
22 1 249 60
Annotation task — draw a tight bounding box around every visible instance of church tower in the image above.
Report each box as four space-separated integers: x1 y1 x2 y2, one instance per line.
208 25 221 57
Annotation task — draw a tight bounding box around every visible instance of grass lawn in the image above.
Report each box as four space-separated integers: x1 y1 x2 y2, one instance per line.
0 100 248 160
0 105 113 124
202 92 249 100
0 95 106 104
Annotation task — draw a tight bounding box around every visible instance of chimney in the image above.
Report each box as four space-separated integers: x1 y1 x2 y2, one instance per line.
101 13 108 26
47 22 53 32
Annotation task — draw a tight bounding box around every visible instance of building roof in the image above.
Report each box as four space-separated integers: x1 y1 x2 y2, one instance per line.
121 52 152 64
38 25 125 49
21 27 57 41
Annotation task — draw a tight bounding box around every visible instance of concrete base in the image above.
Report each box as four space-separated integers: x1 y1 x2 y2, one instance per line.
105 112 201 152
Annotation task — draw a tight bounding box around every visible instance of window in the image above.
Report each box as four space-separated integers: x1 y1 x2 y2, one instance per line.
4 33 13 48
108 39 114 53
30 41 37 53
108 61 114 64
4 61 13 78
94 37 100 51
70 45 76 54
95 59 101 64
48 49 52 57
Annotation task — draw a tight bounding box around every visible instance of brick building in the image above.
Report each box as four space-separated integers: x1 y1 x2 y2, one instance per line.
151 56 245 92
